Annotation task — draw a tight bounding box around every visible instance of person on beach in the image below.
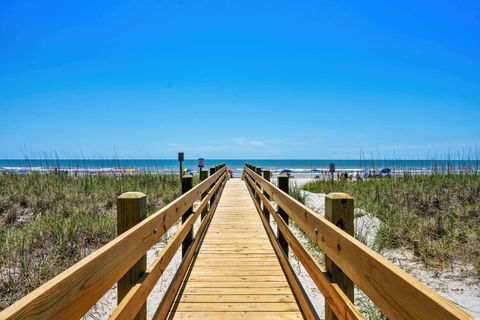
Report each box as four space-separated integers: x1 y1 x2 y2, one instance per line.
355 172 362 181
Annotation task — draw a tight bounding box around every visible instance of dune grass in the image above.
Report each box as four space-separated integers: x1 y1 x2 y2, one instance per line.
302 173 480 275
0 172 181 309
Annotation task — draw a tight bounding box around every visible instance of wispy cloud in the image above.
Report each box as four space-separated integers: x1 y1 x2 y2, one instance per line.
233 138 266 146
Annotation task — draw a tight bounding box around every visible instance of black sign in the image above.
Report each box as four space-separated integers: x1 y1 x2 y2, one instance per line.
329 163 335 173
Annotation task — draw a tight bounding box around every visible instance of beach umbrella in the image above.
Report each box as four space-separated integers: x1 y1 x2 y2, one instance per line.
227 169 234 173
311 169 320 173
381 168 391 174
280 169 292 174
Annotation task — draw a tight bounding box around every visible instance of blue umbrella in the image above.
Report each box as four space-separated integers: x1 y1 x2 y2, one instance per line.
280 169 292 174
381 168 391 174
311 169 320 173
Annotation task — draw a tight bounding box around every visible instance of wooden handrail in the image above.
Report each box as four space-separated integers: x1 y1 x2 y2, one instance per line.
244 173 364 320
0 166 227 320
244 166 473 320
109 172 227 320
244 174 319 320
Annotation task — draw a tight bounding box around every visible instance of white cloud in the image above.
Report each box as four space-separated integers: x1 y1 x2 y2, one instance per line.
249 140 264 146
233 137 265 146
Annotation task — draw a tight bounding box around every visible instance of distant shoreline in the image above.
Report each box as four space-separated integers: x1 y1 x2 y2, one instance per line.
1 158 479 174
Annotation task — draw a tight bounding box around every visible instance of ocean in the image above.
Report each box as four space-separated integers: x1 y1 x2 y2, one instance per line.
0 159 478 174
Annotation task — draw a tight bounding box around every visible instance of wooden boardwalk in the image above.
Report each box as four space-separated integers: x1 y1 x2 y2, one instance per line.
1 164 472 320
169 179 303 319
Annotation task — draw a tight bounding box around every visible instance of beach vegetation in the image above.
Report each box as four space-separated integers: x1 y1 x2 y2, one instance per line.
302 173 480 275
0 172 180 309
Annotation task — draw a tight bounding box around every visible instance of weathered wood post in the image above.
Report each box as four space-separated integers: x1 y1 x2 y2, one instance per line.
182 175 193 257
117 192 147 320
262 170 271 220
200 169 209 220
413 239 420 257
325 193 354 320
255 167 262 203
209 167 216 207
277 174 289 256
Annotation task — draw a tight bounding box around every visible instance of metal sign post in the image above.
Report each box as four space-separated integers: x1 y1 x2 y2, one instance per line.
198 158 204 172
178 152 184 178
329 162 335 192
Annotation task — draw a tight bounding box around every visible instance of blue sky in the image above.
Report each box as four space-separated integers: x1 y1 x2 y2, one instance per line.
1 0 479 159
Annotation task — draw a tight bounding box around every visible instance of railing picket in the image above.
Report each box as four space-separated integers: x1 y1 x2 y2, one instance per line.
181 174 194 257
277 174 290 256
200 169 209 220
262 170 271 220
209 167 216 206
255 166 262 203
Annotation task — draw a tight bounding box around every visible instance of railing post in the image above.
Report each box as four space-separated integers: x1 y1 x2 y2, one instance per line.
182 175 193 257
200 169 209 220
209 167 216 207
251 166 257 197
255 167 262 203
277 174 289 256
325 193 354 320
262 170 271 220
117 192 147 320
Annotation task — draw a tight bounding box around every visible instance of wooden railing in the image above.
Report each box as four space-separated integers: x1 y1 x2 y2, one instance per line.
243 164 473 320
0 164 228 320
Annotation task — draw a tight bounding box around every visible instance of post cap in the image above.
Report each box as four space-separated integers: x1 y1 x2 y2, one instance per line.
326 192 353 200
118 192 146 199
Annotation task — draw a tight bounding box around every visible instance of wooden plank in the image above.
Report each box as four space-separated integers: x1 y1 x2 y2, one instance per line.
173 302 300 312
245 167 474 320
179 294 296 303
182 287 294 295
190 270 284 276
184 281 291 288
0 167 227 320
168 311 303 320
188 276 288 282
191 266 283 271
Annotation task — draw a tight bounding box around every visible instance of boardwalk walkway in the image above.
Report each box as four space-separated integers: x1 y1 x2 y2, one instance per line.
1 164 472 320
169 179 303 319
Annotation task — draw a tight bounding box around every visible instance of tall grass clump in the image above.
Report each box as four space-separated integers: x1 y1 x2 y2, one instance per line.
303 173 480 275
0 172 180 309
